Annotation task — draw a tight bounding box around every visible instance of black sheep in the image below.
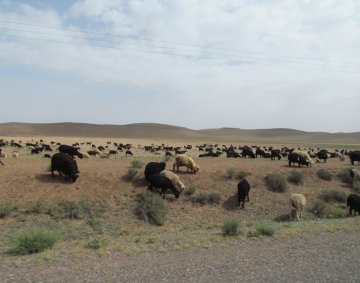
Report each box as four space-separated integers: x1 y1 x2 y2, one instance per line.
271 149 282 160
125 150 133 156
144 162 166 181
148 174 180 199
288 152 310 167
58 144 83 159
237 179 251 208
347 194 360 216
349 151 360 165
51 153 79 182
242 148 255 158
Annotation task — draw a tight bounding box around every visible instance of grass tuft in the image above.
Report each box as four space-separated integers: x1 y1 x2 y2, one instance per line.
193 192 221 205
311 200 345 219
337 168 353 185
317 169 332 181
9 228 61 255
226 168 236 179
131 159 143 169
125 168 138 180
0 201 17 218
265 173 288 192
251 223 275 237
287 170 304 185
136 191 167 226
184 184 197 196
352 181 360 193
320 189 347 203
222 219 242 236
85 238 105 250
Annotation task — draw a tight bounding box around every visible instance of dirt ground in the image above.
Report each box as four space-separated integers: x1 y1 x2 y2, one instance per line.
0 136 359 264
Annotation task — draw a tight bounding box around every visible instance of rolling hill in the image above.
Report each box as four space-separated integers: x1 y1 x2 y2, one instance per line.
0 122 359 144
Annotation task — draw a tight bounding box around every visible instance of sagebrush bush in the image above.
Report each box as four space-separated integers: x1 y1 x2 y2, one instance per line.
320 189 347 203
237 171 250 179
26 200 48 214
184 184 197 196
0 201 17 218
287 170 304 185
317 169 332 181
125 168 138 180
222 219 241 236
251 223 275 237
131 159 143 169
193 192 221 205
164 155 172 162
47 200 107 220
9 228 61 254
311 200 345 219
226 168 236 179
337 168 353 185
352 181 360 192
137 191 167 226
85 238 105 250
265 173 288 192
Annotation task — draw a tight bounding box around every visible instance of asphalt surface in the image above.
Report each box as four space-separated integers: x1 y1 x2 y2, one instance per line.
1 230 359 283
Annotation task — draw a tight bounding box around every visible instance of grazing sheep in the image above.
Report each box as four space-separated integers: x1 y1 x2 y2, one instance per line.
87 150 99 157
160 170 185 192
270 149 282 160
173 154 199 174
347 194 360 216
44 154 52 159
148 174 180 199
58 145 83 159
100 153 110 158
51 153 79 182
79 152 90 158
144 162 166 181
125 150 133 157
349 151 360 165
292 150 314 166
289 194 306 221
237 178 250 208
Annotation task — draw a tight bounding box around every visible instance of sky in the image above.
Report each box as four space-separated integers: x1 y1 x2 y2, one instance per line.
0 0 359 133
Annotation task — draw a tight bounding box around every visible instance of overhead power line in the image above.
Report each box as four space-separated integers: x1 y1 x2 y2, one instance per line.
0 19 359 73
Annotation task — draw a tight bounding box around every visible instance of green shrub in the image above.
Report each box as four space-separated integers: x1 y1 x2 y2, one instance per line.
137 191 167 226
131 159 143 169
164 155 172 162
184 184 197 196
311 200 345 219
320 189 347 203
125 168 138 180
88 218 103 232
339 155 345 161
85 238 105 250
337 168 353 185
237 171 250 179
317 169 332 181
0 201 17 218
287 170 304 185
226 168 236 179
252 223 275 237
208 192 221 205
222 219 241 236
26 200 49 214
47 200 107 220
9 228 61 255
352 181 360 192
265 173 288 192
193 192 221 205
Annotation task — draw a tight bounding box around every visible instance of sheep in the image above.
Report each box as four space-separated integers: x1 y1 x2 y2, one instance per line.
100 153 110 158
44 154 52 159
148 174 180 199
173 154 200 174
144 162 166 180
125 150 133 157
292 150 314 166
289 194 306 221
51 153 79 182
237 178 250 208
58 145 83 159
79 152 90 158
160 170 185 193
349 151 360 165
347 194 360 216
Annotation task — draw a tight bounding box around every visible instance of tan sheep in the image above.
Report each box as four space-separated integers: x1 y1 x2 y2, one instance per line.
173 154 200 174
289 194 306 221
292 150 314 166
80 152 90 158
160 170 185 193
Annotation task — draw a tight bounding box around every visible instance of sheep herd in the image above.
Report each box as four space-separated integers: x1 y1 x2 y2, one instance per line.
1 138 360 220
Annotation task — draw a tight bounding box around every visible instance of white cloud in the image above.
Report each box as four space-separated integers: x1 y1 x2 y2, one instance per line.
0 0 359 132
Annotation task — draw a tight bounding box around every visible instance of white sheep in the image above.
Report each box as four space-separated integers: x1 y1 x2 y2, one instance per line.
160 170 185 192
173 154 200 174
292 150 314 166
80 152 90 159
289 194 306 221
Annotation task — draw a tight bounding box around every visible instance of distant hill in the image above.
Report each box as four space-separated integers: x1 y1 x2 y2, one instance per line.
0 122 359 144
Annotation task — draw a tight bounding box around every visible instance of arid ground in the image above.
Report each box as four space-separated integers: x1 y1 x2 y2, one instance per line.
0 135 359 281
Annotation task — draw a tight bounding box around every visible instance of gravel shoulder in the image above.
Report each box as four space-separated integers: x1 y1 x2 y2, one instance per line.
1 230 359 283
